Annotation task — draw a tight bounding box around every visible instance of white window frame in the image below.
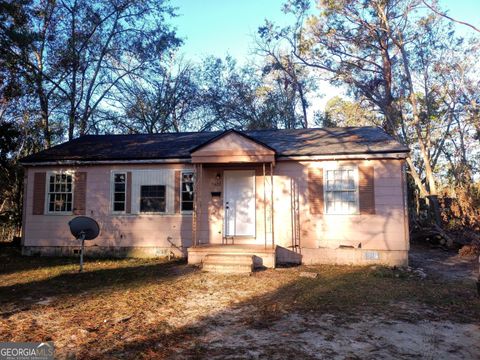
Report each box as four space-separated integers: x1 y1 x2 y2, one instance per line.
45 171 75 215
111 171 127 214
323 164 359 215
180 170 195 214
139 184 167 214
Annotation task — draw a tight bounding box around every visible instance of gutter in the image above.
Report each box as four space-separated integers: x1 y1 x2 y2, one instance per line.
276 152 408 161
20 158 192 166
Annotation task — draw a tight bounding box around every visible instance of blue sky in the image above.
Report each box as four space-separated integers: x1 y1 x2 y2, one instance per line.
169 0 480 62
168 0 479 113
169 0 293 61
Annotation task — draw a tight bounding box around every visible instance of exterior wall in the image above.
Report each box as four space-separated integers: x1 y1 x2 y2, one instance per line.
196 159 408 265
23 158 409 266
271 159 409 266
23 164 194 257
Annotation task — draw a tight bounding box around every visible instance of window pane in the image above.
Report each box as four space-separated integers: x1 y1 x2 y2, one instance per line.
115 174 125 183
114 202 125 212
47 173 74 213
140 198 165 212
346 191 355 202
140 185 166 213
141 185 165 197
182 182 194 192
182 201 193 211
112 173 126 212
114 183 125 192
181 172 195 212
114 193 125 202
182 192 194 202
324 168 357 214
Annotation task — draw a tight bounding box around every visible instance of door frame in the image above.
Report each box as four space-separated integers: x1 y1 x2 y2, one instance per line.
223 169 256 238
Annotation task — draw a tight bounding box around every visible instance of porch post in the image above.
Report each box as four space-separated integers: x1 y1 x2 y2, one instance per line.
263 163 267 250
197 164 203 246
192 164 198 248
192 163 203 247
270 162 275 249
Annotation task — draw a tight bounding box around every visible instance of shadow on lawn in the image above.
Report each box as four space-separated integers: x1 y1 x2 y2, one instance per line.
0 258 195 311
0 251 79 275
85 267 480 360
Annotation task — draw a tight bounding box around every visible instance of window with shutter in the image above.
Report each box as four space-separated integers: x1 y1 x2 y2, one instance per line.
112 172 127 213
47 172 74 213
324 167 358 214
181 171 195 212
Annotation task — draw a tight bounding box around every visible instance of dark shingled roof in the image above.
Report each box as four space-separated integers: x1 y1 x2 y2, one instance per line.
21 127 409 163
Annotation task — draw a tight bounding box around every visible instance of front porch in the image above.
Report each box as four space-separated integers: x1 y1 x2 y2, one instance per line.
187 130 283 272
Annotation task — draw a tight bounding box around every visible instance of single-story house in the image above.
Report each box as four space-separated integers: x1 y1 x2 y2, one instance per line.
20 127 410 269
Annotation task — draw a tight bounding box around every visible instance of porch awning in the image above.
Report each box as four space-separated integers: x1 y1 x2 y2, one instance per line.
190 129 276 164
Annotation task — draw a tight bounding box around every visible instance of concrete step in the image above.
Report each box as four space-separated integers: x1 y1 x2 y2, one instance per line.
203 254 254 264
202 254 254 273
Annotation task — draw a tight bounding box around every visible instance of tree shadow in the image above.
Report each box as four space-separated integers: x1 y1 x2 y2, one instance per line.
0 248 79 275
0 258 196 314
83 265 480 360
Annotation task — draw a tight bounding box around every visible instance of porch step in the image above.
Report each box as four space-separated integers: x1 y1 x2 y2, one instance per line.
202 254 254 274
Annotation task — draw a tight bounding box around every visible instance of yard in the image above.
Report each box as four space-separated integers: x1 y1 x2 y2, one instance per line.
0 245 479 359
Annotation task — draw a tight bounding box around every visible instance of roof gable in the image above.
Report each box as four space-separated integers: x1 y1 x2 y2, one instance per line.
191 130 276 164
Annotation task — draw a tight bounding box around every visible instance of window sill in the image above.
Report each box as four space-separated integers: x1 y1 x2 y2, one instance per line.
324 212 360 216
324 213 360 216
45 212 74 216
108 213 192 217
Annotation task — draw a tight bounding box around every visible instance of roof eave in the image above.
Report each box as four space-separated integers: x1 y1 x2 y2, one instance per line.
20 157 193 166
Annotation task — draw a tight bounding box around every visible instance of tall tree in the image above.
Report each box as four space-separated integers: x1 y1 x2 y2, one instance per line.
317 96 380 127
108 59 199 134
0 0 181 146
260 0 479 229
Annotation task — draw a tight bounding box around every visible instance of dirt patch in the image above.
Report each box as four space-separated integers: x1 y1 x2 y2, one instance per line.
184 312 480 360
410 243 479 281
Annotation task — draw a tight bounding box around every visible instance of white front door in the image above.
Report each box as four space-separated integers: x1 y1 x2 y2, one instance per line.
224 170 256 237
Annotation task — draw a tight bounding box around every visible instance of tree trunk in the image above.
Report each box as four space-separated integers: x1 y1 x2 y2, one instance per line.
38 87 51 149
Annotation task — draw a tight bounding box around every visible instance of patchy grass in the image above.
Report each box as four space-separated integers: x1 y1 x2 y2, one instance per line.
0 249 479 359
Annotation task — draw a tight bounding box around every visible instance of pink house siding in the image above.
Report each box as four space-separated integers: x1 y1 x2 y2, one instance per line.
23 164 194 256
270 160 408 253
23 157 408 265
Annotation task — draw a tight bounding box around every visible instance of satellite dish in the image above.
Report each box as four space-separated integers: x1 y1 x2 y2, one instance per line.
68 216 100 272
69 216 100 240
